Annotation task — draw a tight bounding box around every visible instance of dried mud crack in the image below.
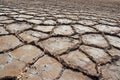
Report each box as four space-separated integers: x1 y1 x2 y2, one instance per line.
0 1 120 80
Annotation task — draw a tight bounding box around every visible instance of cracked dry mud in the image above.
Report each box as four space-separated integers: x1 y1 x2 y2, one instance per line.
0 2 120 80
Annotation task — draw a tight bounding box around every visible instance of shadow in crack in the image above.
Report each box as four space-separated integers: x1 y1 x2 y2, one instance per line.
0 76 17 80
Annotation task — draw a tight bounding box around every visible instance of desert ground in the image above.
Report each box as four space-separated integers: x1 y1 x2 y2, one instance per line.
0 0 120 80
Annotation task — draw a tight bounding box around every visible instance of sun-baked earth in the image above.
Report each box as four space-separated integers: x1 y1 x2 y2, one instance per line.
0 0 120 80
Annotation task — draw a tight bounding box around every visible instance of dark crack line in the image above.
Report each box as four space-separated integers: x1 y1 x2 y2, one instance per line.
0 44 24 54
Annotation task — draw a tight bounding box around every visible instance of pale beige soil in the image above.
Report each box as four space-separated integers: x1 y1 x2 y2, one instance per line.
0 0 120 17
0 0 120 80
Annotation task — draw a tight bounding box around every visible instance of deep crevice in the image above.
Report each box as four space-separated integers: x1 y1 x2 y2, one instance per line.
0 76 17 80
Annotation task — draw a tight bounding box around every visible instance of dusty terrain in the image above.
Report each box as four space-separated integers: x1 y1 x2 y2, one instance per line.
0 0 120 17
0 0 120 80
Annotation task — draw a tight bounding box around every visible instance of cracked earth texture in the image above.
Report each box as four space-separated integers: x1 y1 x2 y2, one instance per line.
0 0 120 80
